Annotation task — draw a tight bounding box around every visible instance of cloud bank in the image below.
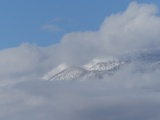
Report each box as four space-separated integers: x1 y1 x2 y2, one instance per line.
1 2 160 120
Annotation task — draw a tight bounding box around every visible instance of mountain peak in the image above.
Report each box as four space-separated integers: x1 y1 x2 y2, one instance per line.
42 63 69 80
42 50 160 81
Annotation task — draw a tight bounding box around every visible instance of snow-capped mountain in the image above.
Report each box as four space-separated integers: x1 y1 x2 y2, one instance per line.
42 49 160 81
48 66 88 80
42 63 69 80
42 58 125 81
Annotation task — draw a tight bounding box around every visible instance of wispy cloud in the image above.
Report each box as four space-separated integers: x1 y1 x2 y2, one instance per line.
41 17 64 33
41 24 61 32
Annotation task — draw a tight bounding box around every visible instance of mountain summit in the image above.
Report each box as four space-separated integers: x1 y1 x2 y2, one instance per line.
42 49 160 81
42 58 125 81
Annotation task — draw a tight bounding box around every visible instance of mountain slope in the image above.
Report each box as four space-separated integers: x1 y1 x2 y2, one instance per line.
42 58 125 81
42 63 69 80
42 49 160 81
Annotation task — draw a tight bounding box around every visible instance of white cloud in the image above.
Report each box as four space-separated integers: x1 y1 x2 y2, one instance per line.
59 2 160 61
1 1 160 120
41 24 61 32
41 17 65 33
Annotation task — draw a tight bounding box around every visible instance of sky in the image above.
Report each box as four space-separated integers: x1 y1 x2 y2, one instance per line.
1 1 160 120
1 0 160 49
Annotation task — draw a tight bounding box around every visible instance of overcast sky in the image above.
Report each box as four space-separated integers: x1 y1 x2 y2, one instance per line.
1 1 160 120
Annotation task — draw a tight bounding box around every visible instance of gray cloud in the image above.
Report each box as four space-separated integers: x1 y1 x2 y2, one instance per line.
0 1 160 120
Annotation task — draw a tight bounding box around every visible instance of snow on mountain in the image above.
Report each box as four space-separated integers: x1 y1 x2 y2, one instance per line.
88 60 124 72
83 57 119 70
42 63 69 80
42 57 125 81
48 66 88 81
42 49 160 81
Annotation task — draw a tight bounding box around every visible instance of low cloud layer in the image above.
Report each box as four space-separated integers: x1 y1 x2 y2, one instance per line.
1 2 160 120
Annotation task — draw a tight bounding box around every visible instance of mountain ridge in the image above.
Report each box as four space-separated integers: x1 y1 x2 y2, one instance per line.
42 50 160 81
